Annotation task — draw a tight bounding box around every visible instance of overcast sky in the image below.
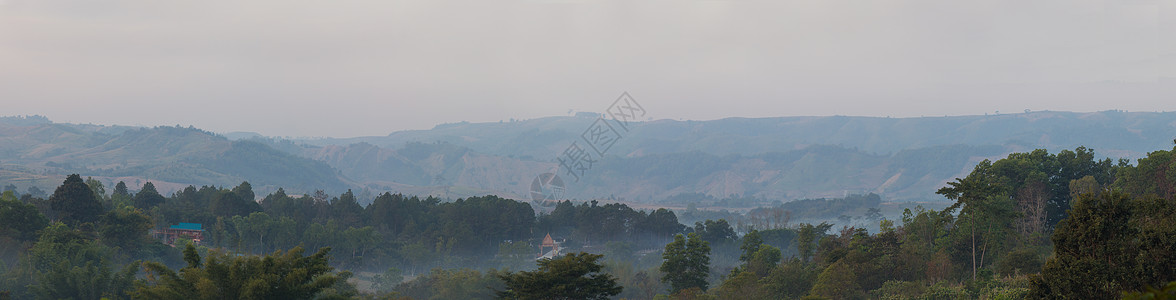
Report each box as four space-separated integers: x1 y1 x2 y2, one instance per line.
1 0 1173 137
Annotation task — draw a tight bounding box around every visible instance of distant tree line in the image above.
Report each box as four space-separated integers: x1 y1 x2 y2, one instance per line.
0 171 701 299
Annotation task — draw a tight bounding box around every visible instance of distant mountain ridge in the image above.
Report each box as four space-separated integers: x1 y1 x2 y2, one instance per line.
302 110 1176 160
2 110 1173 204
270 110 1176 203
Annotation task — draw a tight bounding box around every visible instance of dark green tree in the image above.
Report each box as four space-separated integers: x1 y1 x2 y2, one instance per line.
1124 281 1176 300
739 229 763 264
111 181 132 209
661 233 711 293
85 177 107 207
231 181 255 202
30 260 137 300
48 174 105 225
1116 146 1176 199
795 223 831 262
0 192 49 241
645 208 686 240
132 245 345 300
761 258 820 298
112 181 130 199
329 190 364 229
131 182 165 209
1032 191 1176 298
496 252 622 300
693 219 737 245
809 261 862 299
745 245 782 276
938 160 1019 280
182 243 201 268
210 190 261 218
98 208 154 249
3 222 109 299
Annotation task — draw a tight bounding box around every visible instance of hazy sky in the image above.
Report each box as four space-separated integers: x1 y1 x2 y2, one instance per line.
2 0 1173 137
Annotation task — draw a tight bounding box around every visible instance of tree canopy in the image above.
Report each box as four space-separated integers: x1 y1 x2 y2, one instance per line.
497 252 622 300
48 174 104 225
660 232 711 293
133 244 346 300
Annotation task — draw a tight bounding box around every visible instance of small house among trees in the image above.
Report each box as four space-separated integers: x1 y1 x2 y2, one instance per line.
153 222 204 246
538 233 561 259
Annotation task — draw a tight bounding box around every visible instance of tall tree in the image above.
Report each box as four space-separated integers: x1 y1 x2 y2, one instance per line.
739 229 763 264
938 160 1018 280
48 174 104 225
131 181 165 209
795 223 831 262
330 190 364 228
111 181 130 199
84 177 107 206
231 181 255 202
661 233 711 293
1033 191 1134 298
110 181 132 209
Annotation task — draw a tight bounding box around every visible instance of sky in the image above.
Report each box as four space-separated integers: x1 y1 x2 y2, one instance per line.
1 0 1173 138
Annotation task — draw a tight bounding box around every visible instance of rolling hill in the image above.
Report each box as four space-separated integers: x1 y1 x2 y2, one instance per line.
0 116 348 196
4 110 1174 204
266 110 1175 203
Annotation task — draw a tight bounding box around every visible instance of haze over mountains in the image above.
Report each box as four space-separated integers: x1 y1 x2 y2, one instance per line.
2 110 1174 204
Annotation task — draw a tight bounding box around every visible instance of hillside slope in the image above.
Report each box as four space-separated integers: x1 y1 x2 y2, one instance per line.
273 110 1173 203
304 110 1176 160
0 118 348 196
280 141 1006 203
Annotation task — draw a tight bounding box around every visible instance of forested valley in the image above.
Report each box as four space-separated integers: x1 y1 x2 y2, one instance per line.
3 143 1176 299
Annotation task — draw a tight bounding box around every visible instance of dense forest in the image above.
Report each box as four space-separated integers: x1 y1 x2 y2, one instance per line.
3 143 1176 299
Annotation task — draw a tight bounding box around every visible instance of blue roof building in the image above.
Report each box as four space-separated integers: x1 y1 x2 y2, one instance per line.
170 223 203 231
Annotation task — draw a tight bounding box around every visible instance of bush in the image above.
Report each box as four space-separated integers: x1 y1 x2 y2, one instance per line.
872 280 926 299
920 282 970 300
995 247 1042 277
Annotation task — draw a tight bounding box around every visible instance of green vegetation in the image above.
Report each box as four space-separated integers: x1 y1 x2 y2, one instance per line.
133 244 349 299
678 144 1176 299
0 174 687 299
496 252 622 300
661 233 711 293
48 174 104 225
4 139 1176 299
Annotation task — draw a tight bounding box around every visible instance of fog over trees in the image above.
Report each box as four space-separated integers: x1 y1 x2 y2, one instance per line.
3 141 1176 298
